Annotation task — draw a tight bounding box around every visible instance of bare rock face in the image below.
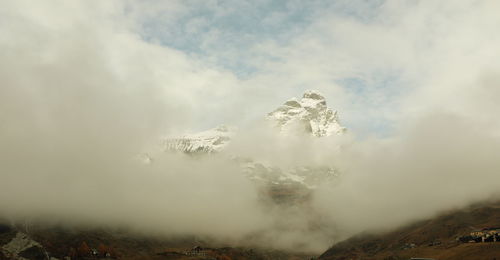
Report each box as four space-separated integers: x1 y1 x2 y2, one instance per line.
267 90 345 137
1 232 47 260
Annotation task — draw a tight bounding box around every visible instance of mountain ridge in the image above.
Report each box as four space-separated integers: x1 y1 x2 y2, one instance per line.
161 90 344 155
156 90 344 189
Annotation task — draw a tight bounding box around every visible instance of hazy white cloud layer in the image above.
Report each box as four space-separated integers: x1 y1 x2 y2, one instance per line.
1 0 500 254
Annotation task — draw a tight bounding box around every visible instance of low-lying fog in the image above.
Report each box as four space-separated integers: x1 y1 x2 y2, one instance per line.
2 0 500 254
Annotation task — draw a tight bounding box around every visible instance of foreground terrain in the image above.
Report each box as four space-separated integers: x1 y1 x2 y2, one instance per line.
319 201 500 260
0 222 314 260
2 201 499 259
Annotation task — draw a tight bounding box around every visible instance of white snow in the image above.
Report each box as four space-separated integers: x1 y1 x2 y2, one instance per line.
161 125 235 153
267 90 345 137
151 90 344 188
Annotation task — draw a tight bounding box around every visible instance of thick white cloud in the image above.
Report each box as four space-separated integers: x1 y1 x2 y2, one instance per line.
2 0 500 254
230 1 500 135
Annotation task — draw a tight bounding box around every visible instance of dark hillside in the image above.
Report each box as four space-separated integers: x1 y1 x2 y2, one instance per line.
319 201 500 260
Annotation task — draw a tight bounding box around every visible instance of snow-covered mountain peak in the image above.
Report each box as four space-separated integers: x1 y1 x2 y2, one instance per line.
302 90 326 101
267 90 345 137
161 125 234 153
146 91 344 189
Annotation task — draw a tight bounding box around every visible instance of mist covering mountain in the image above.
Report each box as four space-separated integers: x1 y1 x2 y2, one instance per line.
2 1 500 258
158 90 342 189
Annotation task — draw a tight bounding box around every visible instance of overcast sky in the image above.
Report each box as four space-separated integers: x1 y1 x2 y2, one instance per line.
4 0 499 137
127 0 500 136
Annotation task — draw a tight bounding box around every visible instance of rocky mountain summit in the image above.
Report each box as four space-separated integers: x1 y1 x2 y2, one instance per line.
267 90 345 137
156 90 344 189
161 90 344 154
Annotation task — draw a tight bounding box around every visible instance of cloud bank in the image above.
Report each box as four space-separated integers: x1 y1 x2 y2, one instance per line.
1 0 500 254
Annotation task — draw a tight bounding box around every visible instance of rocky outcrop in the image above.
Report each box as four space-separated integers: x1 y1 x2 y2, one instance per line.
267 90 345 137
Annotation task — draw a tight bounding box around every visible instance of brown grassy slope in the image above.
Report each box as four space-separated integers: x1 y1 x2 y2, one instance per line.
319 201 500 260
1 223 314 260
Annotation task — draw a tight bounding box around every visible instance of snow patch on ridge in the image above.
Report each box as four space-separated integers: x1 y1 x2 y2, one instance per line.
161 125 235 154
